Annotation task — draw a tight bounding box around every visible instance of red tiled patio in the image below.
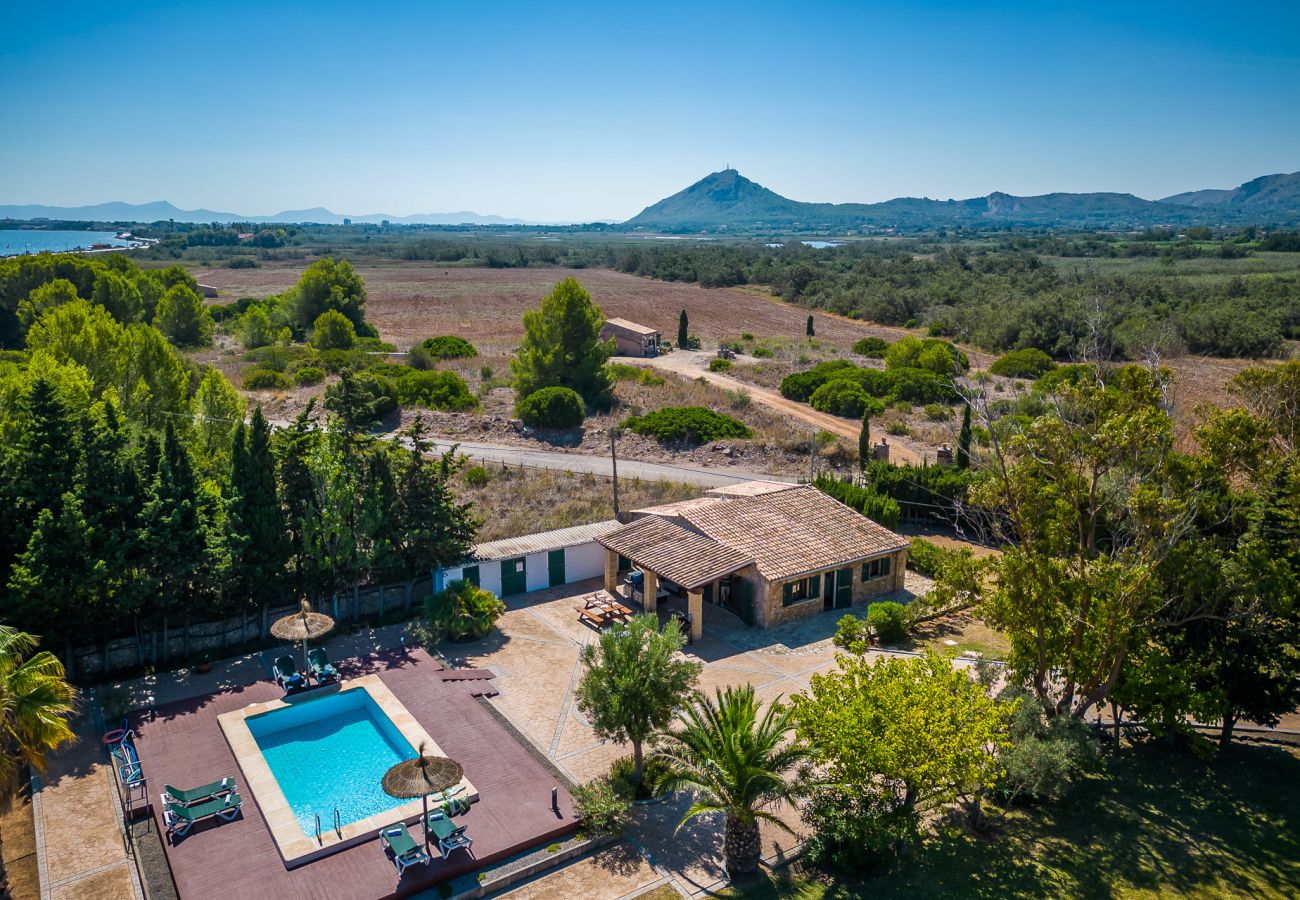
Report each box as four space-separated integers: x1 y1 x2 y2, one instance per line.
130 647 578 899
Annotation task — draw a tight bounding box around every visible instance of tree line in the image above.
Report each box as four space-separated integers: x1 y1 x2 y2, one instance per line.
0 254 477 675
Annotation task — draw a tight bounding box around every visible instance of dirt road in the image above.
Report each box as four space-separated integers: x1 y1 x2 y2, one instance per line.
634 350 922 465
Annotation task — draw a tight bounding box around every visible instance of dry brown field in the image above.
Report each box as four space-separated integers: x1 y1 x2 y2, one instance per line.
193 260 920 354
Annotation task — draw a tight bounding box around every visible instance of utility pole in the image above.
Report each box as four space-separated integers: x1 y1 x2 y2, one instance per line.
610 429 621 520
808 431 816 484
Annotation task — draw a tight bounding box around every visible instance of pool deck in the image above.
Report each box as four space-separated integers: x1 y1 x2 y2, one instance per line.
131 647 578 899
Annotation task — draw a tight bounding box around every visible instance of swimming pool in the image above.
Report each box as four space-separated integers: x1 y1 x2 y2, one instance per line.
247 689 416 837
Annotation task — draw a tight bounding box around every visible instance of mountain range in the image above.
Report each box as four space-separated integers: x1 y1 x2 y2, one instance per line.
0 200 531 226
625 169 1300 231
4 169 1299 231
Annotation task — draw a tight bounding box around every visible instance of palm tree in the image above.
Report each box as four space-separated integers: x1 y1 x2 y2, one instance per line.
0 625 76 897
652 685 811 878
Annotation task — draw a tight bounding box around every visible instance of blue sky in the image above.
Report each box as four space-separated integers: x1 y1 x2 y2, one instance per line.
2 0 1298 221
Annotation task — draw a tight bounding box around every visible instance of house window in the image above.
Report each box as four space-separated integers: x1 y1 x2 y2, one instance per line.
781 575 821 606
862 557 892 581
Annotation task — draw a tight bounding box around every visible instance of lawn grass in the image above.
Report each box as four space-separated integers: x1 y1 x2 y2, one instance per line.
724 742 1300 899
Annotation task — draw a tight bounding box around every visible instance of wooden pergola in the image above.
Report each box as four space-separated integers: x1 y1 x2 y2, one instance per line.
596 517 752 641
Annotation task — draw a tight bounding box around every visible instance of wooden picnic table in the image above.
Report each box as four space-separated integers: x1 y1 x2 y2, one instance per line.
576 591 633 626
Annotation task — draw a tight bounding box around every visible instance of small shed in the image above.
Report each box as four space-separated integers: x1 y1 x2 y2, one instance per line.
601 317 660 357
438 520 623 598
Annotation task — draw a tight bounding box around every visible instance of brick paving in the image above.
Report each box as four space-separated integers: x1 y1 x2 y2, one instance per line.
128 648 577 899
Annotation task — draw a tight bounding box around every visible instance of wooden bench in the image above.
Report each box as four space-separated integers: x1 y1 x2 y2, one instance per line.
576 605 611 627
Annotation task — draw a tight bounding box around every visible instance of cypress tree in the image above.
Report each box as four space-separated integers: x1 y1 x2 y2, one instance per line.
276 403 319 587
859 410 872 474
957 402 973 470
806 314 815 338
678 309 689 348
139 423 206 657
230 407 289 613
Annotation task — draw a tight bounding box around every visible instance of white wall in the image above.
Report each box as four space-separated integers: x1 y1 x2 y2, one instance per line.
439 537 607 599
565 541 605 582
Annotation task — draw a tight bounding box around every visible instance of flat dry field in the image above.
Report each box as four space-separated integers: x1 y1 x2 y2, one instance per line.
193 260 917 353
194 260 1267 442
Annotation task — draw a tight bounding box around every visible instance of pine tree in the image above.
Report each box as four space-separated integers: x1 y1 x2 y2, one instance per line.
957 402 973 470
511 277 613 409
678 309 689 348
7 496 94 659
391 420 478 608
2 377 80 585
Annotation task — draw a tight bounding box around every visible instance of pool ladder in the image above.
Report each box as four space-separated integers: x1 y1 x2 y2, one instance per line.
315 809 343 845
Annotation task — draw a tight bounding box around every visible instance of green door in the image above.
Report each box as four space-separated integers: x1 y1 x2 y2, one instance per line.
501 557 527 597
835 567 853 609
461 565 480 588
548 549 566 587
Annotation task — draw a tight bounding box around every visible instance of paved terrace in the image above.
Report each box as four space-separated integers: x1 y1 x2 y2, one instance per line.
129 647 577 900
450 574 936 896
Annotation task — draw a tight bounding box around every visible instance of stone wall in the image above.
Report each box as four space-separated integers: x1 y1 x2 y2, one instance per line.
760 548 909 628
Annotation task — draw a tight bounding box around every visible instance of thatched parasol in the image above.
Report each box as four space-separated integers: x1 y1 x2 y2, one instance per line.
382 742 464 849
270 600 335 670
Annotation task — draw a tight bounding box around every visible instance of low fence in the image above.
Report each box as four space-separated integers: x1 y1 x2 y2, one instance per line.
70 573 435 679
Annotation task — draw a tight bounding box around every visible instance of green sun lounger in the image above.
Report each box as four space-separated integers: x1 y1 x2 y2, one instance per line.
379 822 430 876
163 791 242 838
307 647 339 684
163 776 236 806
426 811 473 859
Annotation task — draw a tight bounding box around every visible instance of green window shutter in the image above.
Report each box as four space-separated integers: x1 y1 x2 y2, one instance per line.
809 575 820 598
881 557 891 577
783 582 793 605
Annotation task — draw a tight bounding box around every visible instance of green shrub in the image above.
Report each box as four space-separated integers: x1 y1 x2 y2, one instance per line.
990 348 1056 379
420 335 478 359
852 336 890 357
571 777 632 837
752 346 774 358
740 332 755 341
867 601 909 643
294 366 325 387
720 339 743 353
310 309 357 350
406 342 436 370
608 755 672 802
609 362 640 380
463 465 491 488
886 421 910 436
622 406 752 445
1034 362 1095 393
424 579 506 642
365 362 411 379
907 537 951 577
708 357 734 373
479 364 493 381
884 336 969 374
810 379 874 418
516 386 585 428
396 370 477 411
324 371 398 425
779 359 857 401
884 367 960 404
802 785 915 875
923 402 950 420
243 367 290 390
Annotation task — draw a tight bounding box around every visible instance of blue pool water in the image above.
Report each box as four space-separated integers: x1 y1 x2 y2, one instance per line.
247 689 417 836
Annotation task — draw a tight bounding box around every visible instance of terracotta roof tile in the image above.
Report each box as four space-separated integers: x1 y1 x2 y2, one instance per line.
596 517 752 589
680 485 909 581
